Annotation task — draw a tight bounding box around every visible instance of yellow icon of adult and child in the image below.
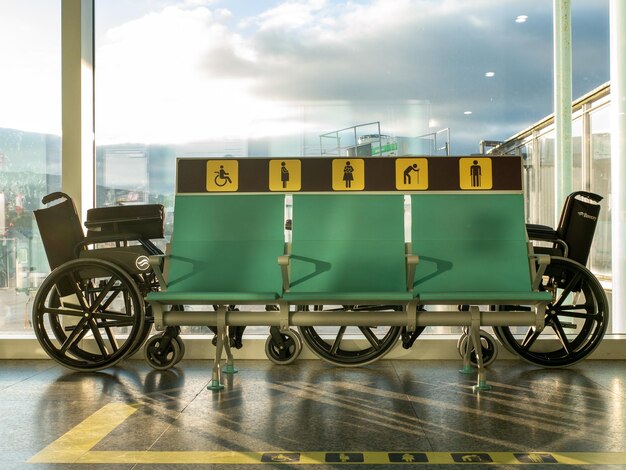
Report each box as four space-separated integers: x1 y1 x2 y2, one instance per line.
206 157 492 192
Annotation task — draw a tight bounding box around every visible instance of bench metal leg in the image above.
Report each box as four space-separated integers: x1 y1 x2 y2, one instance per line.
223 327 238 375
207 305 229 391
458 326 475 375
468 306 491 392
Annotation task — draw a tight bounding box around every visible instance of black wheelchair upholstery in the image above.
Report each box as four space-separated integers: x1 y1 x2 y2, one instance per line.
526 191 603 266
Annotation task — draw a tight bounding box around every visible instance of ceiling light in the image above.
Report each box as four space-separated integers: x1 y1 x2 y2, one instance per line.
515 15 528 23
464 111 472 115
485 71 495 77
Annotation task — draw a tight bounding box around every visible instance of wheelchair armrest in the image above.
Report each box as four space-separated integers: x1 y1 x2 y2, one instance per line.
526 224 558 241
83 233 144 245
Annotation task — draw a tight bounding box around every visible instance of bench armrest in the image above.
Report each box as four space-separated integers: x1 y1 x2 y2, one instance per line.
530 253 551 291
406 254 419 292
149 254 167 291
278 254 291 292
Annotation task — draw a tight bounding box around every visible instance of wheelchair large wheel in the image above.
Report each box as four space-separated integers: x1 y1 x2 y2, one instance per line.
32 258 145 371
493 257 609 367
298 306 402 367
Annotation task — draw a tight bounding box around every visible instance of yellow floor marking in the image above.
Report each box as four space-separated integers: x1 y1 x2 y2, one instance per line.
28 404 626 465
28 403 139 464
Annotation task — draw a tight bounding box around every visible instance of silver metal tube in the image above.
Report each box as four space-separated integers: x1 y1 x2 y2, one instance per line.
160 309 537 328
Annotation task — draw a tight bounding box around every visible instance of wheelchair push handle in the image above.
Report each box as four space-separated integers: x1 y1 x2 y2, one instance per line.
571 191 603 203
41 192 72 205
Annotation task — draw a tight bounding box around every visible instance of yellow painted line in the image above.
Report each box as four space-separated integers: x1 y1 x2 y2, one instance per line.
28 403 139 464
28 404 626 465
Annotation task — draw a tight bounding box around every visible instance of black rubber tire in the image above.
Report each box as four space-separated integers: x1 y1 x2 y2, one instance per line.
265 329 302 365
32 258 145 371
458 330 498 367
494 257 609 367
144 334 182 370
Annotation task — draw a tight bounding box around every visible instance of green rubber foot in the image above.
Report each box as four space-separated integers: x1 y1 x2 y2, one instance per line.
473 381 492 392
459 364 474 374
224 364 238 374
207 380 225 391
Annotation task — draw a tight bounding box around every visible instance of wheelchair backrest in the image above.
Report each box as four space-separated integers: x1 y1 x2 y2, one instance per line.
557 191 602 266
34 194 85 270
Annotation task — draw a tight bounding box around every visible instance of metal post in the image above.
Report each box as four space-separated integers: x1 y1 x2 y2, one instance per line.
611 0 626 332
553 0 573 224
62 0 94 222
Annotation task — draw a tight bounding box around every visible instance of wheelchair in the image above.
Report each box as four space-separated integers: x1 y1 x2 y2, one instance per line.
31 192 181 371
461 191 609 368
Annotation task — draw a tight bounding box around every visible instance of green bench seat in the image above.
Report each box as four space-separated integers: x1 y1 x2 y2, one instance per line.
410 193 551 304
146 194 285 305
283 194 411 303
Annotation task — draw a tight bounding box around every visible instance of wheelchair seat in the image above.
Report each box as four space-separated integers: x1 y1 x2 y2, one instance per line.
526 191 603 266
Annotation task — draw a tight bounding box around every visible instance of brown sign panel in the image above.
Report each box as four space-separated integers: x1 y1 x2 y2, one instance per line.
176 156 522 194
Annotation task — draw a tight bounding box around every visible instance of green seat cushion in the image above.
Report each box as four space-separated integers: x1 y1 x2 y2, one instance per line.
411 193 537 298
161 194 285 299
288 194 407 295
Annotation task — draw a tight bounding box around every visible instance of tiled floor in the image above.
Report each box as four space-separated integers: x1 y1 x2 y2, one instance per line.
2 358 626 469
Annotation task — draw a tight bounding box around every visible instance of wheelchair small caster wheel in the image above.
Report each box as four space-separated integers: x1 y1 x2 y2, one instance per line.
458 330 498 367
265 329 302 365
144 334 182 370
173 336 185 365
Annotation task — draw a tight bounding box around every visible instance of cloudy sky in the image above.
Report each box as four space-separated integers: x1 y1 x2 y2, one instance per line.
0 0 611 155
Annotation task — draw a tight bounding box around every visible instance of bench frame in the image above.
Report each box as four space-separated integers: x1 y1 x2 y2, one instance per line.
148 243 550 392
147 156 552 392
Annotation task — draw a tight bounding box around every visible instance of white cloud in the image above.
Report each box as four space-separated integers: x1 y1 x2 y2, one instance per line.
93 0 609 152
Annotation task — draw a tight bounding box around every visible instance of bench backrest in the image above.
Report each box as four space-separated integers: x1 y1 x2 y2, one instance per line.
411 193 532 295
288 194 406 293
166 194 285 294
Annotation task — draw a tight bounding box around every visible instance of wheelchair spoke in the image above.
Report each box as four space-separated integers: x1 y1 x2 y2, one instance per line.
94 311 133 322
42 307 84 318
551 318 573 355
103 325 120 353
95 319 135 328
329 326 347 355
553 271 583 309
91 276 119 312
59 318 89 354
520 327 541 351
555 308 599 320
66 274 90 312
88 319 110 357
358 326 382 350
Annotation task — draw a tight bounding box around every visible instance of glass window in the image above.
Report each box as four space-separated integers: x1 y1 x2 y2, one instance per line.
0 1 61 335
572 116 583 191
96 1 586 207
93 0 610 337
589 104 611 277
535 129 556 227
